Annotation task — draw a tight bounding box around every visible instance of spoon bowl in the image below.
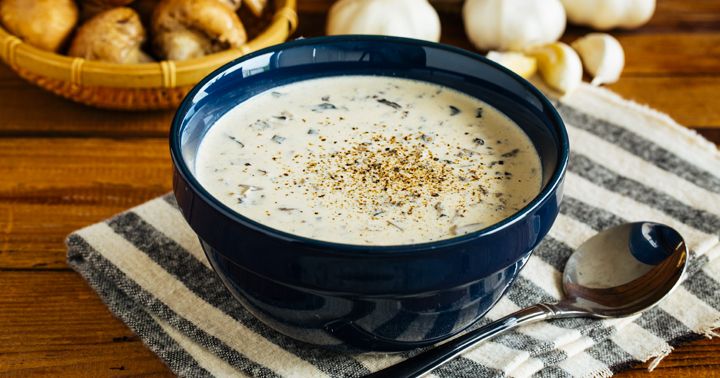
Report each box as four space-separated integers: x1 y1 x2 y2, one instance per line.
368 222 688 378
562 222 687 318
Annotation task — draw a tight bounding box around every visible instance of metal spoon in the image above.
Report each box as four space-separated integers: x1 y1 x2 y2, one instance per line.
367 222 688 378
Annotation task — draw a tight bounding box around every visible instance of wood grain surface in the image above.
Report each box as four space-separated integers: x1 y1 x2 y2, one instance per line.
0 1 718 377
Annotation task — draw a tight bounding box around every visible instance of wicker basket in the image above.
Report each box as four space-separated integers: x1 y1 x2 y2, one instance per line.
0 0 297 110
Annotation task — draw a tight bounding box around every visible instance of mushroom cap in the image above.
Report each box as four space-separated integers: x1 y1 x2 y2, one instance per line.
0 0 79 52
68 7 152 63
152 0 247 61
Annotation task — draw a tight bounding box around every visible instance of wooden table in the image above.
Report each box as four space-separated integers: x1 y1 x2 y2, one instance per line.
1 1 718 376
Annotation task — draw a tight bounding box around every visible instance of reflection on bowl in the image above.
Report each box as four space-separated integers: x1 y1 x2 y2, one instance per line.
170 35 569 351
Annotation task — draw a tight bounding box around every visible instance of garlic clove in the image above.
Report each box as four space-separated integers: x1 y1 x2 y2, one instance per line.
528 42 583 95
486 51 538 79
571 33 625 86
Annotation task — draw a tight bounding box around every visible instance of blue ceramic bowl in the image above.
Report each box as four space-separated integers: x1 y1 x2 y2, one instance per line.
170 35 569 352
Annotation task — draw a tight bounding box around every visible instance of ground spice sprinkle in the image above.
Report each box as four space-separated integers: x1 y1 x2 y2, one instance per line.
303 132 487 217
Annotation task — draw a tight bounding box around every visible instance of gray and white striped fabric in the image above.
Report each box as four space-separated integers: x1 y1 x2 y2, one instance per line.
67 83 720 377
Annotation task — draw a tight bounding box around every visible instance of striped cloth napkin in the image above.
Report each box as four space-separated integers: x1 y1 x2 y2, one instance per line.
66 83 720 378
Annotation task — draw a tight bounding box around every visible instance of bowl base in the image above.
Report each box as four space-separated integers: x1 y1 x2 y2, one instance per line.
201 238 532 352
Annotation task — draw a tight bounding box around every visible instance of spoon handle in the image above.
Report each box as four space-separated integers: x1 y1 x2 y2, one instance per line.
365 304 558 378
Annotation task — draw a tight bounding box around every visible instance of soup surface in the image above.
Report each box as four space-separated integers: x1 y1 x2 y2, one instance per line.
196 76 542 245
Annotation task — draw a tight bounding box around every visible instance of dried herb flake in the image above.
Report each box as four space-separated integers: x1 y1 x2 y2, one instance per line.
387 221 404 232
501 148 520 158
377 98 402 109
227 135 244 147
312 103 337 112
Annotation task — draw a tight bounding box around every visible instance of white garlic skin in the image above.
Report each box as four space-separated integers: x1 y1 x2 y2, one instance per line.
463 0 566 51
572 33 625 86
530 42 583 95
561 0 656 30
486 51 537 79
327 0 441 42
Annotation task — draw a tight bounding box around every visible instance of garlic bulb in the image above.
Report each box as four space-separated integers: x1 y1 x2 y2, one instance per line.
327 0 441 42
561 0 655 30
486 51 537 79
463 0 566 51
529 42 582 95
572 33 624 86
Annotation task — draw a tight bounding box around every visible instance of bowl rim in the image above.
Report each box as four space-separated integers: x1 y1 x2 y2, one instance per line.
170 34 569 254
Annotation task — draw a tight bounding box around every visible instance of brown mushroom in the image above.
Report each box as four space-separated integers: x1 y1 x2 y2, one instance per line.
152 0 247 61
134 0 240 26
0 0 78 52
68 7 153 63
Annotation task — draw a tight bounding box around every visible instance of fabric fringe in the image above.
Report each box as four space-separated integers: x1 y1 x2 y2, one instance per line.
644 313 719 371
646 345 673 372
584 365 614 378
700 317 720 339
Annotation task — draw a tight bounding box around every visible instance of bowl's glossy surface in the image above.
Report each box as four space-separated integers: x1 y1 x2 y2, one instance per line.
170 35 569 351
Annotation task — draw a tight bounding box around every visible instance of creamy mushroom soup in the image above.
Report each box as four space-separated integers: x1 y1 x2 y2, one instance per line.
195 76 542 245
